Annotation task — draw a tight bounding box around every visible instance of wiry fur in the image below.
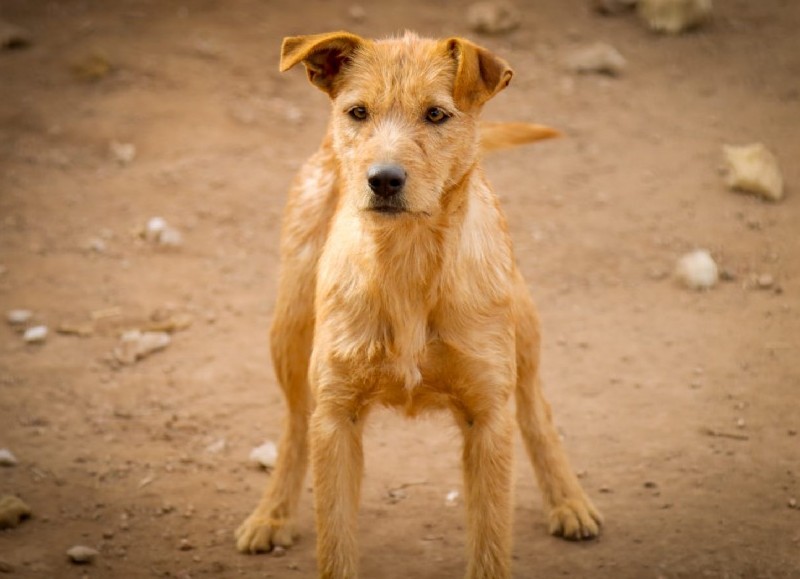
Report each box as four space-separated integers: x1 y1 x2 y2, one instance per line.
235 31 602 579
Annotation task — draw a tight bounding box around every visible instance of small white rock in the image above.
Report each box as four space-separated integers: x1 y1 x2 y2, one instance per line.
7 309 33 325
638 0 712 33
722 143 784 202
24 325 48 343
249 441 278 469
113 330 171 364
144 217 183 247
467 1 521 35
205 438 227 454
445 490 460 507
675 250 718 290
0 449 18 467
565 42 627 76
66 545 99 564
110 141 136 165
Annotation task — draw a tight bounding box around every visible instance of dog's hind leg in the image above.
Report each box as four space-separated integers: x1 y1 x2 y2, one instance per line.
235 269 314 553
513 275 603 540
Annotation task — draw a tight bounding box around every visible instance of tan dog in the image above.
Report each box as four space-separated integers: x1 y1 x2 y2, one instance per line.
236 31 602 579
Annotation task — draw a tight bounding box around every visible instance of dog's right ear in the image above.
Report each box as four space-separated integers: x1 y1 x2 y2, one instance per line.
280 32 365 96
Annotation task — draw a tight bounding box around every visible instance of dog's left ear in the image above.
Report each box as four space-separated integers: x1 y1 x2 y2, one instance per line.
445 38 513 110
280 31 365 96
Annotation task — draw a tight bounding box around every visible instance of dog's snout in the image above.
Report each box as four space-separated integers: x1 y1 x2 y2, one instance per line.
367 164 406 198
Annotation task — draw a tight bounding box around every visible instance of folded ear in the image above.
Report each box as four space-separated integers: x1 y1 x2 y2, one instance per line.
445 38 513 110
280 31 365 95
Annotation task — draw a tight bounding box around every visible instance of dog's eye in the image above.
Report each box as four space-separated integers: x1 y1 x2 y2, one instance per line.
425 107 449 124
348 106 368 121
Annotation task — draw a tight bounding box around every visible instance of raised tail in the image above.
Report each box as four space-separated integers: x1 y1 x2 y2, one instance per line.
479 122 561 153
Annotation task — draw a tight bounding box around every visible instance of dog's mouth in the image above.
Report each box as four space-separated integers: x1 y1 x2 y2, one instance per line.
366 198 408 215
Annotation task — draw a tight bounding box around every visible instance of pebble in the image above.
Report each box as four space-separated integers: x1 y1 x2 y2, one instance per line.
0 495 32 529
0 559 14 573
0 449 18 467
0 20 31 49
110 141 136 165
789 498 797 509
675 249 718 290
113 330 171 365
144 216 183 248
722 143 784 201
23 325 48 343
565 42 626 76
178 538 194 551
249 441 278 469
467 1 521 34
756 274 774 289
272 545 287 558
6 309 32 325
205 438 227 454
348 5 366 21
445 490 460 507
638 0 712 34
66 545 99 564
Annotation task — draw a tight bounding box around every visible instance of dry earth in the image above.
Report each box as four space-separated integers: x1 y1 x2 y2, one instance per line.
1 0 799 578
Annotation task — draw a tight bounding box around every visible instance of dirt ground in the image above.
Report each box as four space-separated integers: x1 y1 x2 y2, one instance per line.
1 0 799 577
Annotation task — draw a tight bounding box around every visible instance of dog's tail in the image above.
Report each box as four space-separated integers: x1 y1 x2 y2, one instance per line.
479 122 561 153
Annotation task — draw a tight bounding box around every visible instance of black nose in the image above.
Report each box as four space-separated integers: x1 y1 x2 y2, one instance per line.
367 164 406 198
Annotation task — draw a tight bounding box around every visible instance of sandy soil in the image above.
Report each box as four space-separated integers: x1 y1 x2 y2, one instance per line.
1 0 799 577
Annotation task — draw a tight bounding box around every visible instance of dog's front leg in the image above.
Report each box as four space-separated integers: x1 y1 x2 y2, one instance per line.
310 384 368 579
459 406 515 579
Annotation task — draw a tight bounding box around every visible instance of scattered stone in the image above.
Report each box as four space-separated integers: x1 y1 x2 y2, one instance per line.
386 488 408 504
348 5 366 21
66 545 99 564
145 311 193 333
722 143 784 201
467 1 521 35
789 498 798 509
143 217 183 248
56 322 94 338
0 559 14 573
735 417 746 429
445 490 460 507
23 325 48 343
110 141 136 165
599 486 613 493
272 545 287 558
638 0 712 34
675 249 718 290
565 42 626 76
71 53 112 81
7 309 32 325
249 441 278 469
113 330 171 365
756 274 774 290
178 538 194 551
593 0 638 15
0 495 32 529
643 481 658 489
0 449 18 467
0 20 31 49
205 438 227 454
719 268 736 282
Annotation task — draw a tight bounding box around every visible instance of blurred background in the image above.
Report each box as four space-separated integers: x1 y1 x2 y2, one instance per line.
0 1 798 577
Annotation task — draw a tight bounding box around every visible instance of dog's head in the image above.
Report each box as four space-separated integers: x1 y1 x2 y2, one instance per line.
280 31 512 218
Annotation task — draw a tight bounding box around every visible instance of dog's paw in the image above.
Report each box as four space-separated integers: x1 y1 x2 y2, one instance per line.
235 513 294 554
548 497 603 540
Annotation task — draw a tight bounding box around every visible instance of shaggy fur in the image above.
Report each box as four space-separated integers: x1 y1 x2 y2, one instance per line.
235 31 602 579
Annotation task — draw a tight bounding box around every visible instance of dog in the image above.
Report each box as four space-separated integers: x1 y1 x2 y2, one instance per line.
235 31 602 579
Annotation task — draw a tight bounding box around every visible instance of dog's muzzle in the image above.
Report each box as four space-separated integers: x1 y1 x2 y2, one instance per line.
366 163 407 214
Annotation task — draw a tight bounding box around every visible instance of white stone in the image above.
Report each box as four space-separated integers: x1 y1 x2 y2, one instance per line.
7 309 32 325
110 141 136 165
445 490 460 507
144 217 183 247
249 441 278 469
23 325 48 343
675 250 718 290
113 330 171 364
0 449 18 467
722 143 784 202
565 43 627 76
66 545 98 564
205 438 227 454
638 0 712 34
467 1 521 34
